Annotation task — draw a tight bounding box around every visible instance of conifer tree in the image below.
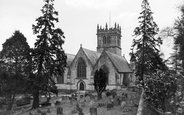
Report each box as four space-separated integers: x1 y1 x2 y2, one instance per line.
175 5 184 70
131 0 170 114
94 68 108 99
132 0 166 84
31 0 67 109
0 30 31 110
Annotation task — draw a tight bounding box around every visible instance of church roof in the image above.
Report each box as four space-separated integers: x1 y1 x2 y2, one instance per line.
66 53 75 66
82 48 101 66
106 51 133 73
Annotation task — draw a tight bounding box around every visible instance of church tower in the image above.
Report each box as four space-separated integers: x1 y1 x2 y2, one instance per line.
96 23 122 56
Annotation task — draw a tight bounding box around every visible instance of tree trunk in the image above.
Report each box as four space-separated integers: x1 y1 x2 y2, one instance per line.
137 89 144 115
97 92 102 100
32 89 40 109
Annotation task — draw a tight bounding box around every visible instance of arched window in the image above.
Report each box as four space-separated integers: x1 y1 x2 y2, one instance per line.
103 36 106 44
107 36 111 44
100 65 109 84
118 38 120 46
77 58 86 78
79 82 85 90
123 73 129 86
57 73 64 84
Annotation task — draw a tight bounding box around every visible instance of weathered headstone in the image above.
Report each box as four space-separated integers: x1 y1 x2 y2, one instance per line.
57 107 63 115
51 101 55 107
41 111 46 115
89 107 97 115
71 103 78 114
121 101 126 109
107 103 113 110
98 102 105 107
55 100 62 106
47 107 51 113
21 108 25 113
89 99 95 107
29 112 33 115
106 96 113 110
69 97 73 105
78 108 84 115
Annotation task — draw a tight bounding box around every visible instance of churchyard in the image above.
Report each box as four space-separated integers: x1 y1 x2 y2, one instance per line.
4 87 141 115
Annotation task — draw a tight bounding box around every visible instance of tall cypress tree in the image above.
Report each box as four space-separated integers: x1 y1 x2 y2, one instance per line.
94 68 108 99
31 0 67 109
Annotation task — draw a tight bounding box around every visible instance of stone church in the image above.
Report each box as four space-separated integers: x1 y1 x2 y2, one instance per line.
56 23 135 92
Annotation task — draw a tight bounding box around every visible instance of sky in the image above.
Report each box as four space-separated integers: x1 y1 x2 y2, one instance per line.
0 0 183 61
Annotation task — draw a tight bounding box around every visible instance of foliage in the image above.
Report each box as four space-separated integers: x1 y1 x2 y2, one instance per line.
144 71 177 113
94 68 108 99
174 5 184 71
31 0 67 108
159 4 184 114
131 0 174 114
0 30 31 110
131 0 167 84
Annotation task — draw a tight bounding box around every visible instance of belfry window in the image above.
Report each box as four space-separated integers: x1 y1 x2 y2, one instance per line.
77 58 86 78
107 36 111 44
103 36 106 44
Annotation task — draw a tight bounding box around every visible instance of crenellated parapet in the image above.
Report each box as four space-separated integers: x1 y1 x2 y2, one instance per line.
97 22 121 34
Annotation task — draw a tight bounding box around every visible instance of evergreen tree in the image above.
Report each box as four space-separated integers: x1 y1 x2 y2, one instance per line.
31 0 67 109
0 30 31 110
175 5 184 71
132 0 166 84
94 68 108 99
131 0 170 114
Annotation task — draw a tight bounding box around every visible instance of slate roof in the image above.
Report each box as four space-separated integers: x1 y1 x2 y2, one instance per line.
66 53 75 66
82 48 101 66
106 51 133 73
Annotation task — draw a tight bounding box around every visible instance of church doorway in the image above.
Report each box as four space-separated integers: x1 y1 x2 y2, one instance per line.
78 81 85 91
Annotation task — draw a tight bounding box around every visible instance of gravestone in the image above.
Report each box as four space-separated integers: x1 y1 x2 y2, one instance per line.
57 107 63 115
47 107 51 113
21 108 25 113
71 103 79 114
51 102 55 107
41 111 46 115
89 107 97 115
98 103 105 107
78 108 84 115
37 109 42 114
89 99 95 107
121 101 126 109
106 96 113 110
55 100 62 106
107 103 113 110
29 112 33 115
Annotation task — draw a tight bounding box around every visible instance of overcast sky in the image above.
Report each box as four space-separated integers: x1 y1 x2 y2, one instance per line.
0 0 183 61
